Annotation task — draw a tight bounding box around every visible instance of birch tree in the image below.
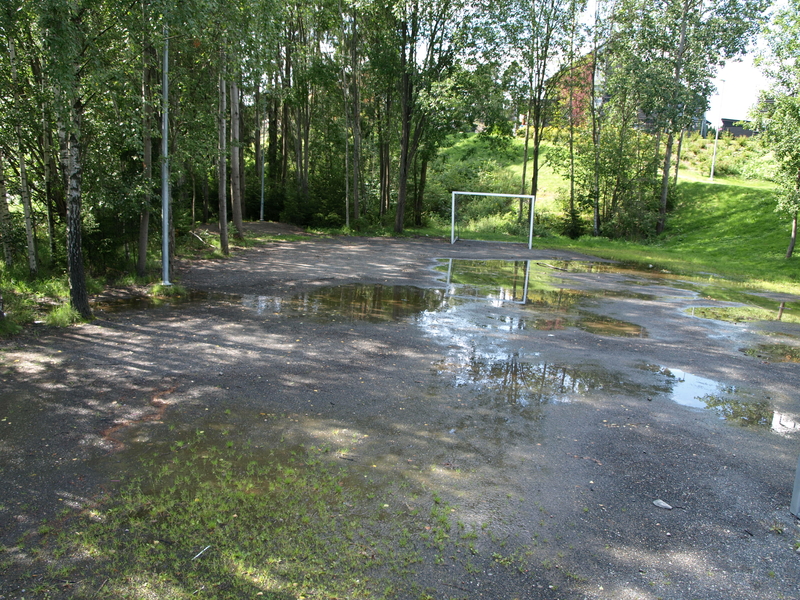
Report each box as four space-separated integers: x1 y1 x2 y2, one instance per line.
614 0 767 235
752 0 800 258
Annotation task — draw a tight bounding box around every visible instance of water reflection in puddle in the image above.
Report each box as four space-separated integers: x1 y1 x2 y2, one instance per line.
242 285 447 322
646 365 799 434
95 291 239 312
241 270 646 337
434 351 643 407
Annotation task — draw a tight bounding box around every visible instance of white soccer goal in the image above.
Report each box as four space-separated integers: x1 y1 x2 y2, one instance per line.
450 191 537 249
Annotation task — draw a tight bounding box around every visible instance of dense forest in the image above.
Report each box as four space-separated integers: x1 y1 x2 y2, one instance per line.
0 0 783 317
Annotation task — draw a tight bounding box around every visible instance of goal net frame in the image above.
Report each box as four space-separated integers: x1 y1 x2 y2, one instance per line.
450 191 537 249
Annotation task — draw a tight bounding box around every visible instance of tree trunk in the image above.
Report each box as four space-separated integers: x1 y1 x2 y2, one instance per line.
341 60 350 227
281 48 291 186
396 69 412 233
673 128 685 187
218 71 229 255
138 43 155 278
590 51 601 236
0 150 12 267
15 128 37 276
64 100 92 318
351 10 361 221
202 168 209 223
268 94 279 185
657 130 676 235
378 90 391 217
395 16 417 234
414 155 428 227
240 97 246 220
42 104 57 259
230 79 244 239
254 82 262 220
9 38 37 276
657 0 689 235
520 85 533 222
787 211 797 259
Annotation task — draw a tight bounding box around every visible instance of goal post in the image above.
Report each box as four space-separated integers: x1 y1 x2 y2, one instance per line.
451 191 537 249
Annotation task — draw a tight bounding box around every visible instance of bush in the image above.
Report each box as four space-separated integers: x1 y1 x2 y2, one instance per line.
45 303 82 327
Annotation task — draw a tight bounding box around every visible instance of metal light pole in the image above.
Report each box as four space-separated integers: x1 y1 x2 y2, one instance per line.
161 24 171 286
710 122 721 182
260 127 265 221
710 80 725 183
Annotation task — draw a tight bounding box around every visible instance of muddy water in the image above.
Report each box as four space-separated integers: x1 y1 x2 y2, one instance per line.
89 259 800 439
226 259 798 436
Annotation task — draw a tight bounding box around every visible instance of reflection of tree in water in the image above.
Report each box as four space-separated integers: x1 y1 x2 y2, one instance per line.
440 259 587 307
447 351 619 407
701 395 774 429
291 285 447 322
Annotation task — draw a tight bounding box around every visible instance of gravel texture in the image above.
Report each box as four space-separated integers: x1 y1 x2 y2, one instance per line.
1 224 799 599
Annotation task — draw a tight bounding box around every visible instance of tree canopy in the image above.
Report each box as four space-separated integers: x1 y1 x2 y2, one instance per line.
0 0 774 309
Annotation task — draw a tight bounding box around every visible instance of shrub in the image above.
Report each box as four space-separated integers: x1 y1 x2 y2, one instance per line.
45 303 81 327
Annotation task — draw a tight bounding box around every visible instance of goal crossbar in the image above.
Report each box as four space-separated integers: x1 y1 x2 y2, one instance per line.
451 191 537 249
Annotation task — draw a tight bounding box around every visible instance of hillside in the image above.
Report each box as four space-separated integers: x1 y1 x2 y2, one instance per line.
418 132 796 289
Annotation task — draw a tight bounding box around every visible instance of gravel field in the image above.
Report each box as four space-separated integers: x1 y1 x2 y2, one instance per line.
2 225 799 599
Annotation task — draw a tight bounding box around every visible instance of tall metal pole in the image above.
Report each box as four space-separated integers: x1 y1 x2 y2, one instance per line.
710 124 720 182
451 192 456 244
161 25 171 285
260 127 265 221
710 80 725 183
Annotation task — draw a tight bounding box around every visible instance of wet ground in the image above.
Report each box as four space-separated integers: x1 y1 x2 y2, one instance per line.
2 232 800 599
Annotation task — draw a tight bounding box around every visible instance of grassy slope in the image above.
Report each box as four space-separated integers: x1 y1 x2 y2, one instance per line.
412 133 798 292
539 177 799 291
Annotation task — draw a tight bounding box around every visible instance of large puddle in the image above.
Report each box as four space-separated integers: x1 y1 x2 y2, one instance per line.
234 259 798 435
94 258 798 436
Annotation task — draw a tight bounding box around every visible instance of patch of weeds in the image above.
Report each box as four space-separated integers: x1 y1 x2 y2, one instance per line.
742 343 800 363
44 303 82 327
151 283 188 297
688 305 800 325
23 431 538 599
35 442 447 599
769 522 784 534
0 314 23 336
491 552 514 567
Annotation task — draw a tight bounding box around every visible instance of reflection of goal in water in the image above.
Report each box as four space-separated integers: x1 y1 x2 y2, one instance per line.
450 191 536 249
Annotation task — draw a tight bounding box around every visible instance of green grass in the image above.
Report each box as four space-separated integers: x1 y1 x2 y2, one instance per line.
151 283 189 297
19 434 544 599
742 343 800 363
407 168 800 299
532 179 799 291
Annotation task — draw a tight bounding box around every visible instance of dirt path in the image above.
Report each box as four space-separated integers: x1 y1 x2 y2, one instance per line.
1 231 799 599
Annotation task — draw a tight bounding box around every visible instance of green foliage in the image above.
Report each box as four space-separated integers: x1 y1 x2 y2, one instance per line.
679 132 777 180
44 303 82 327
151 283 188 297
528 176 800 292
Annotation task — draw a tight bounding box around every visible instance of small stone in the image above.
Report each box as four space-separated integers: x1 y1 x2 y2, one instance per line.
653 499 673 510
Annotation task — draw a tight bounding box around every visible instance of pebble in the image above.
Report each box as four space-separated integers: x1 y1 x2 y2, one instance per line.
653 499 673 510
